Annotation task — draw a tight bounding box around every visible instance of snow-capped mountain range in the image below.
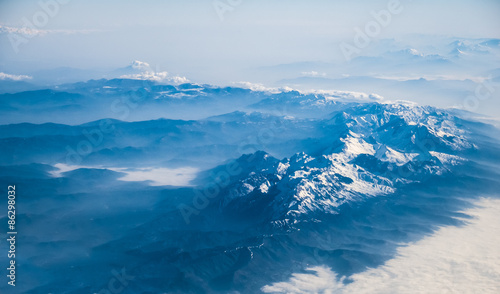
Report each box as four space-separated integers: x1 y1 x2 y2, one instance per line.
196 102 480 223
1 76 500 294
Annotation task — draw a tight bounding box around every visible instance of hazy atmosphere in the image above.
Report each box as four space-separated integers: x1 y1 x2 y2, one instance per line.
1 1 499 293
2 1 500 117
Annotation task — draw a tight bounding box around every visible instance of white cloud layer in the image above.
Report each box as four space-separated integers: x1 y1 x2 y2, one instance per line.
0 72 32 81
112 167 198 186
0 24 98 36
51 163 198 186
262 266 344 294
233 81 294 93
120 72 189 84
301 71 327 77
233 82 382 103
262 197 500 294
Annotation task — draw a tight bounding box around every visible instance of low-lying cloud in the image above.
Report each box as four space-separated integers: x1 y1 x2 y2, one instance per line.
51 163 198 186
0 24 98 37
262 197 500 294
0 72 32 81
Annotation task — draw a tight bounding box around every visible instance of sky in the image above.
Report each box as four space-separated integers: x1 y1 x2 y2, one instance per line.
1 0 500 83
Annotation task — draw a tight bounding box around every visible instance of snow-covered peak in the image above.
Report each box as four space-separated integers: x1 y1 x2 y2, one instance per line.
203 98 480 222
118 61 189 84
130 60 151 71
